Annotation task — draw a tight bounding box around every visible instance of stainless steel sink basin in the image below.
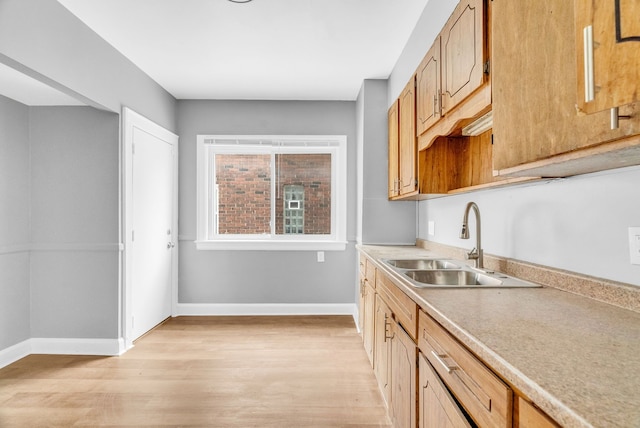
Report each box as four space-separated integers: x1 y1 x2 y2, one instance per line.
383 259 461 270
405 270 503 287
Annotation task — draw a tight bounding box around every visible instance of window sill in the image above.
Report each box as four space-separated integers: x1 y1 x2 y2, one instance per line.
195 240 347 251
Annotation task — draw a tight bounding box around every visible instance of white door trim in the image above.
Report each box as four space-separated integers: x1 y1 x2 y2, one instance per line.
121 107 179 351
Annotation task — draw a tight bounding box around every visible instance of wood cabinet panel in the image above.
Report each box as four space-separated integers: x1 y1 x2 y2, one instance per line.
492 0 640 175
419 352 472 428
388 100 400 198
575 0 640 114
416 39 442 136
399 78 418 196
358 274 365 333
363 281 376 367
515 396 559 428
441 0 486 114
365 258 377 290
377 270 418 341
374 294 393 406
390 321 417 428
419 311 512 427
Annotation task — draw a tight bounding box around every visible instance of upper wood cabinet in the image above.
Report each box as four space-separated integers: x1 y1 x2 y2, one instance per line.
492 0 640 177
399 78 418 196
416 39 442 135
441 0 486 115
416 0 490 145
388 79 418 199
575 0 640 115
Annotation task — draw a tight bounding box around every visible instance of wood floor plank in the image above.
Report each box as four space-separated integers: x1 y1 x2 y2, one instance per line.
0 316 391 427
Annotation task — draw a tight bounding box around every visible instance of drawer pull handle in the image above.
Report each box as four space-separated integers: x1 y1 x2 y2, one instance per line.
431 350 457 373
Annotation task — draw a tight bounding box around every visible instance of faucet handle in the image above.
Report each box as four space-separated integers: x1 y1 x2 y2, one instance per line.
466 247 479 260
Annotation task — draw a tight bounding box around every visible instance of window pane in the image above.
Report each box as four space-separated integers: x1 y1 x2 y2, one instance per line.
215 154 271 235
275 153 331 235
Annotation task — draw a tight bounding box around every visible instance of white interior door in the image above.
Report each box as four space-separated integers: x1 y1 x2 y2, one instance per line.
123 108 178 346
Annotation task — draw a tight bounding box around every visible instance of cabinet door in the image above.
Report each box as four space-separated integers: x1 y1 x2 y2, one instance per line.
390 321 417 428
388 100 400 198
576 0 640 114
399 78 418 196
419 353 472 428
441 0 486 114
374 294 393 405
492 0 640 174
363 282 376 366
416 38 442 136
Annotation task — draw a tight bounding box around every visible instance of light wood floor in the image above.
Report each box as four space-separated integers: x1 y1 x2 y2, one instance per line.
0 316 391 427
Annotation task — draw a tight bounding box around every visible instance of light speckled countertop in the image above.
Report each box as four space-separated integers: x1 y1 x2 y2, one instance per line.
359 245 640 428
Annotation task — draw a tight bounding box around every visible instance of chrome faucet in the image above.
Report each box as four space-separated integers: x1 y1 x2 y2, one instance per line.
460 202 483 269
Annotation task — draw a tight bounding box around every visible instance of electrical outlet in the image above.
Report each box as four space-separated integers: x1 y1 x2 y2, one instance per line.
428 221 435 236
317 251 325 263
629 227 640 265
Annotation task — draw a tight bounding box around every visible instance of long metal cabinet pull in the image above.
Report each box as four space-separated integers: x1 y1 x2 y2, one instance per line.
431 350 457 373
583 25 595 103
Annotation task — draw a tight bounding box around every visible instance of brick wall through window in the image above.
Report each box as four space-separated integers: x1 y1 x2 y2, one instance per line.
215 153 331 235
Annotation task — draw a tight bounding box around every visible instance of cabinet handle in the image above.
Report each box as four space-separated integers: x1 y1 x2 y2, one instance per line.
431 350 457 373
384 315 393 342
583 25 595 103
433 94 439 117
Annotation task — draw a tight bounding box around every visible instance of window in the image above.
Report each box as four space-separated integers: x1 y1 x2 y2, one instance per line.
196 135 347 250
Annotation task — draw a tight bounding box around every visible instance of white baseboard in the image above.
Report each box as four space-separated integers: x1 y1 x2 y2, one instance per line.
0 339 31 369
0 337 127 368
176 303 357 317
30 338 126 356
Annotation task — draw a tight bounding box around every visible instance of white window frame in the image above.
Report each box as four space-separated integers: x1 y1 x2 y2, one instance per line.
196 135 347 251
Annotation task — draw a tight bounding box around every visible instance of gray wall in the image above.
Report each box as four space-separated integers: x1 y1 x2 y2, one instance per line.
177 100 358 304
29 107 120 337
417 168 640 287
0 0 176 354
0 0 176 131
388 0 640 288
0 95 31 350
356 79 416 245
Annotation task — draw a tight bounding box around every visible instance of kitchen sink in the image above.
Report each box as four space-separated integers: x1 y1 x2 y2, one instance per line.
402 268 541 288
405 269 503 287
380 257 541 288
383 259 461 270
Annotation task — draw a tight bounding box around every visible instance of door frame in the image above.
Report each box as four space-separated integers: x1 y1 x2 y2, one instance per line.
121 107 179 351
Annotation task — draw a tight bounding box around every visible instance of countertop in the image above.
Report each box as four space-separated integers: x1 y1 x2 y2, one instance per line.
359 245 640 428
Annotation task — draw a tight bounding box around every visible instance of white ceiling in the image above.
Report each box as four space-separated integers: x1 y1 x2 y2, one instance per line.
53 0 430 101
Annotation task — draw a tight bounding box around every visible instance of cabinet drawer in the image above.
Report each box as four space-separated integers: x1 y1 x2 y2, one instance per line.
515 397 559 428
376 271 418 341
418 311 512 428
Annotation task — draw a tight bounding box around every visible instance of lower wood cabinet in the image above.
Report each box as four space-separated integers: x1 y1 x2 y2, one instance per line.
374 294 392 405
419 352 472 428
390 321 418 428
362 279 375 366
358 252 560 428
419 310 512 427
